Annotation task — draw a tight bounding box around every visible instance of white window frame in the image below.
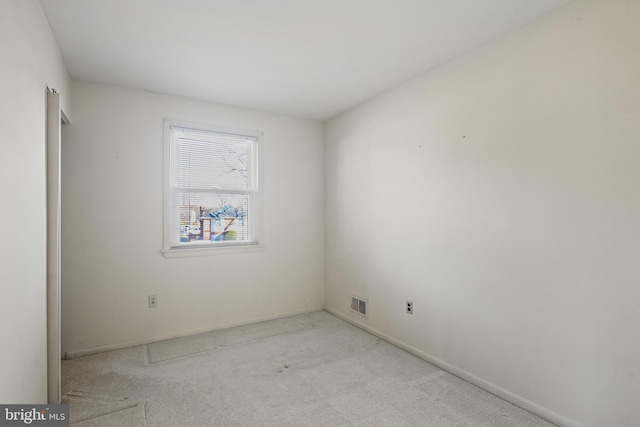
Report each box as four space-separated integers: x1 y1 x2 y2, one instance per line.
162 119 263 258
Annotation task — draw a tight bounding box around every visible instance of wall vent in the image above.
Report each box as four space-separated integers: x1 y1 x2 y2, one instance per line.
351 296 367 317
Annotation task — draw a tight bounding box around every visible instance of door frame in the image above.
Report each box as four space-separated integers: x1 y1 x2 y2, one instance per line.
46 89 69 404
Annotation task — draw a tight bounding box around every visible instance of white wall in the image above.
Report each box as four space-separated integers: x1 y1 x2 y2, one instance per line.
324 1 639 426
62 81 324 355
0 0 72 403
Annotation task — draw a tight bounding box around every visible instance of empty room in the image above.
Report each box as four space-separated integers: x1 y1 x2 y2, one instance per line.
1 0 638 426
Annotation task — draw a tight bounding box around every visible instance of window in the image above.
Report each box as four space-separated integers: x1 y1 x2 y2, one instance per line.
163 120 260 255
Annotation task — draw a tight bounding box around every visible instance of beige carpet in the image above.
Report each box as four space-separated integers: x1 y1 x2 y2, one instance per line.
62 311 555 426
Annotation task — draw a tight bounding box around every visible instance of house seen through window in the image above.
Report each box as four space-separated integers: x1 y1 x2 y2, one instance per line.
164 120 260 250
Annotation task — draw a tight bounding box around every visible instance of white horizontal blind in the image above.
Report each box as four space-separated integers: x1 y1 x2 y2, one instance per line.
169 125 258 248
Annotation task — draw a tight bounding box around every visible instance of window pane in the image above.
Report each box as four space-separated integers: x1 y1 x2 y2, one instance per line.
177 192 250 244
176 137 249 191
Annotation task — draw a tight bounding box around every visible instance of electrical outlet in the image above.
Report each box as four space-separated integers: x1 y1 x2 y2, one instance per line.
148 295 158 308
406 301 413 315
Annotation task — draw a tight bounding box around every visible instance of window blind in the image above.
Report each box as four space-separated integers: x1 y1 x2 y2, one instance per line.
168 125 258 248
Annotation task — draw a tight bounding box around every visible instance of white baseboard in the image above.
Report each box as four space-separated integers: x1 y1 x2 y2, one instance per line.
65 306 324 360
324 306 581 427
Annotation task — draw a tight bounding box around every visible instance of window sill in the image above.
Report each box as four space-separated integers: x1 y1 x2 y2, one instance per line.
162 243 264 258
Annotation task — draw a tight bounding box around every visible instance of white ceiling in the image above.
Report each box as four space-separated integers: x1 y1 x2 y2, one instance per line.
39 0 570 121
